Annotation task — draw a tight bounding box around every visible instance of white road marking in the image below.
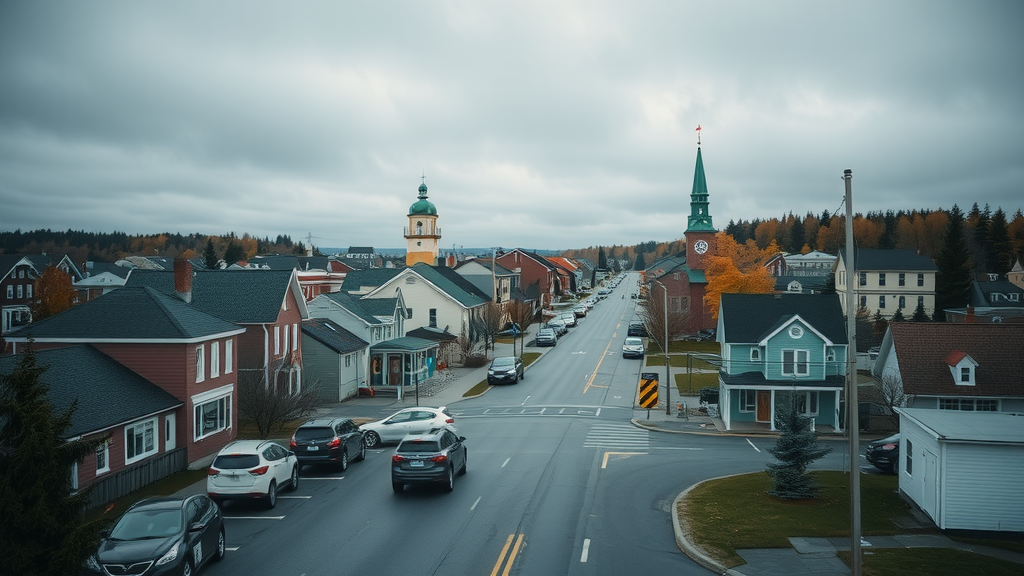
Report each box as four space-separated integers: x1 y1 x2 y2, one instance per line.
224 516 285 520
521 395 531 406
301 476 346 480
581 538 591 562
279 495 311 499
471 496 481 511
226 547 240 551
746 439 761 452
501 457 510 468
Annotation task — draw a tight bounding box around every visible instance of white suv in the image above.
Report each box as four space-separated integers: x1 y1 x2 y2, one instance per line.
207 440 299 509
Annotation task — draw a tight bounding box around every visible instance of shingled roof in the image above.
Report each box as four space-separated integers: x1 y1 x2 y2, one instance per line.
6 286 241 342
301 319 368 354
719 293 847 344
125 269 304 324
319 291 399 326
889 322 1024 397
0 346 182 438
838 248 937 271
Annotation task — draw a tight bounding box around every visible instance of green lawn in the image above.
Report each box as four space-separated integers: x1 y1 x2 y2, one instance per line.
681 471 1023 574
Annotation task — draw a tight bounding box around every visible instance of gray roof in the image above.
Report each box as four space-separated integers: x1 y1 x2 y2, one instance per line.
369 336 440 353
125 269 300 324
7 286 242 342
719 293 847 344
340 268 401 293
301 319 368 354
838 249 937 272
899 408 1024 444
320 291 397 325
84 261 132 279
411 263 489 308
0 346 182 438
969 279 1024 308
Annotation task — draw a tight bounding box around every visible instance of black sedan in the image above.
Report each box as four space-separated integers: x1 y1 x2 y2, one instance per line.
290 417 366 471
487 356 524 385
392 426 467 493
865 433 900 473
84 495 224 576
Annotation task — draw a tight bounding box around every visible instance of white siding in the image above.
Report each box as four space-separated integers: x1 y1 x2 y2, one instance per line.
941 443 1024 531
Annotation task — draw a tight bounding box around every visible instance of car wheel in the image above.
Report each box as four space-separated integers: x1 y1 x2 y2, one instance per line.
459 451 467 476
287 466 299 491
355 440 366 462
392 480 403 493
266 480 277 509
213 527 225 562
182 558 193 576
338 450 348 471
444 465 454 492
364 431 381 448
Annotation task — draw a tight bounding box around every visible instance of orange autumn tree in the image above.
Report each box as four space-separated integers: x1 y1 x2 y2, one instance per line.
704 232 778 319
31 266 77 321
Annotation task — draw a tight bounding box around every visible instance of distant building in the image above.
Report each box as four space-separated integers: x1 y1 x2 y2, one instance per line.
404 178 441 266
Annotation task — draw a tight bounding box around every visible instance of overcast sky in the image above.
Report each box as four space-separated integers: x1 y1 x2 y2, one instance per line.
2 2 1022 252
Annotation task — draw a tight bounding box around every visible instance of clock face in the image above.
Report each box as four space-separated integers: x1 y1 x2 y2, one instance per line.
694 239 709 254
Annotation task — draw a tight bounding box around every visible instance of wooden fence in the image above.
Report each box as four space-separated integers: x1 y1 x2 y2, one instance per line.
86 447 188 509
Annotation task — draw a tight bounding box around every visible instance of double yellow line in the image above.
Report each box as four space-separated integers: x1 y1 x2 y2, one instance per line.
489 533 525 576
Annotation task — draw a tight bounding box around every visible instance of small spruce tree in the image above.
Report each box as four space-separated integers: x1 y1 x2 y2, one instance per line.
765 398 832 499
203 237 219 269
911 299 930 322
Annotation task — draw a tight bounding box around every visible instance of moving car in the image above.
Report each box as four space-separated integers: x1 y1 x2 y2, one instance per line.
622 336 645 358
535 328 557 347
360 406 455 448
487 356 524 385
84 495 224 576
627 321 647 337
290 417 366 471
207 440 299 508
865 433 900 473
391 426 467 493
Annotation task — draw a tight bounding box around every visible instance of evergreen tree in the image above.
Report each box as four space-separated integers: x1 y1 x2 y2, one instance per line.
912 298 930 321
891 307 905 322
1 348 106 575
634 252 646 271
203 238 219 269
934 205 973 321
765 398 832 499
789 216 805 253
986 208 1012 277
597 246 607 269
223 239 245 264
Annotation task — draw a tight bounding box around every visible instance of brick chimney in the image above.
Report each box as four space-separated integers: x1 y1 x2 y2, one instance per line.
174 257 192 304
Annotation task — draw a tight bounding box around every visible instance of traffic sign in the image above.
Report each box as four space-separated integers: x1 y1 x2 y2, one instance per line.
638 372 659 408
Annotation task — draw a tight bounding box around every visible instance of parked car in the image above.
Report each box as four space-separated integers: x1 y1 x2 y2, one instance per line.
627 321 647 337
545 318 568 336
207 440 299 508
559 312 578 327
290 417 366 471
865 433 900 473
488 356 524 385
360 406 455 448
573 305 588 317
535 328 557 347
597 289 611 298
391 426 467 493
85 495 225 576
622 336 645 358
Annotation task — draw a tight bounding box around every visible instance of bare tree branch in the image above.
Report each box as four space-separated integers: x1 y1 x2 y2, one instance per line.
237 372 324 439
638 291 690 353
861 371 905 429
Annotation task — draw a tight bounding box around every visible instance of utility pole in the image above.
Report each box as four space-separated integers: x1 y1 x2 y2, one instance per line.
843 169 862 576
654 279 671 416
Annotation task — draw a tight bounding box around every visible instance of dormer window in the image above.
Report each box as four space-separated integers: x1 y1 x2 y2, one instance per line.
750 348 761 362
945 351 978 386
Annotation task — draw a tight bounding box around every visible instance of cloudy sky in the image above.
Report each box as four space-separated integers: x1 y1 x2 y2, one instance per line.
2 1 1022 252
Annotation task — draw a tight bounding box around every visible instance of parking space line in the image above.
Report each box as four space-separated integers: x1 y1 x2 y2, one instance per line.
279 495 311 499
471 496 481 511
224 516 285 520
301 476 346 480
501 457 510 468
746 439 761 452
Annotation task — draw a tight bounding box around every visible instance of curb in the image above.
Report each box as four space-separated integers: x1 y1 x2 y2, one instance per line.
672 475 750 576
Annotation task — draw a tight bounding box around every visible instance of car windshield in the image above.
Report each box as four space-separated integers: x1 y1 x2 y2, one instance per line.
213 454 260 469
294 427 335 441
492 357 516 368
625 337 643 346
110 508 182 540
397 440 440 453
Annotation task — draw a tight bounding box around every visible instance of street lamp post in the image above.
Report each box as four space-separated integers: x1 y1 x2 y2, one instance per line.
653 280 671 416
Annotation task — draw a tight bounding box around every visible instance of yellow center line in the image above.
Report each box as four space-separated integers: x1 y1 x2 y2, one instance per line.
489 535 515 576
503 534 525 576
583 314 627 394
490 533 525 576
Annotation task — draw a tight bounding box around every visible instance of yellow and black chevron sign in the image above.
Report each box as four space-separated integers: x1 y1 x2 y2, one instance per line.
637 372 659 408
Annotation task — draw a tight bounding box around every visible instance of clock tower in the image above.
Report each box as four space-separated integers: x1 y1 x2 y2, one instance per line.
684 141 717 271
405 177 441 266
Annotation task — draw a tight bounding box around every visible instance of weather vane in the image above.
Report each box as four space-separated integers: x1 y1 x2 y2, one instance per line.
696 124 701 146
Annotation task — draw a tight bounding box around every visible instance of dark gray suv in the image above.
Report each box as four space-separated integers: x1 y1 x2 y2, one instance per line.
290 417 365 471
391 427 467 493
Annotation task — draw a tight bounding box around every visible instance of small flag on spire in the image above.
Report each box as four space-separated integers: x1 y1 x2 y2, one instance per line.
695 125 701 132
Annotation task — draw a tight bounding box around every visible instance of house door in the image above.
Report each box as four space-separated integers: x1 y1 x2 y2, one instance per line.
922 450 939 522
388 354 403 387
756 391 772 422
165 414 176 450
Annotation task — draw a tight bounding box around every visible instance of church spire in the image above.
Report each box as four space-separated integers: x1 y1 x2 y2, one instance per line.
686 134 714 233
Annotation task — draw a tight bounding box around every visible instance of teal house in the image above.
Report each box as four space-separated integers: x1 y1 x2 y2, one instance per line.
716 293 848 432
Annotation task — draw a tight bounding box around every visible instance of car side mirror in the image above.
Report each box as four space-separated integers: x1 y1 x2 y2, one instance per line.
188 522 205 533
99 528 110 539
459 436 466 442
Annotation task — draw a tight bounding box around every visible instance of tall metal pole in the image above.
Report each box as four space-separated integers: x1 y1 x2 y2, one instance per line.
655 280 671 415
844 169 862 576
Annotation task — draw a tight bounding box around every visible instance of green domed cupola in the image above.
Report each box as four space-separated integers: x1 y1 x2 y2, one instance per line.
408 181 437 216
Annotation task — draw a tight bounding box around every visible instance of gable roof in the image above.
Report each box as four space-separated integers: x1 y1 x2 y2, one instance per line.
838 248 937 272
318 291 398 326
889 322 1024 397
340 268 402 293
0 346 182 439
719 293 847 344
417 263 490 303
125 269 307 324
301 318 368 354
969 279 1024 308
7 286 242 343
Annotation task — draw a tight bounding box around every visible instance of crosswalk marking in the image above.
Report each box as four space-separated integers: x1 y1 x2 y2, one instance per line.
584 423 649 450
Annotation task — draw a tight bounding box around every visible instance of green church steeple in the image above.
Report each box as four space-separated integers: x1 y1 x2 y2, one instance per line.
686 145 715 233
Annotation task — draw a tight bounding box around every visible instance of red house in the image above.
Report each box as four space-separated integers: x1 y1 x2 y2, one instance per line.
496 249 560 309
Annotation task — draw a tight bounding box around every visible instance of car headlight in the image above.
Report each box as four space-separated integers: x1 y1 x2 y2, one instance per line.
155 541 181 566
85 555 102 571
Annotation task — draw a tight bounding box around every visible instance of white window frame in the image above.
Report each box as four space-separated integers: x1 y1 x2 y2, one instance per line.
292 323 299 351
192 384 233 441
210 341 220 378
125 417 158 465
16 285 23 299
750 348 761 362
5 285 11 299
283 326 289 356
781 349 810 376
26 284 32 298
225 339 233 374
739 389 756 412
274 326 281 355
95 440 110 475
195 344 205 383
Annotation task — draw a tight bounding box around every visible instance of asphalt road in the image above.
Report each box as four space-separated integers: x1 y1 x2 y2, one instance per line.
199 273 855 575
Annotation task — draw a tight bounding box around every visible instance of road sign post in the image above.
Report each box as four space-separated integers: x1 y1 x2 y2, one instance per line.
638 372 659 419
